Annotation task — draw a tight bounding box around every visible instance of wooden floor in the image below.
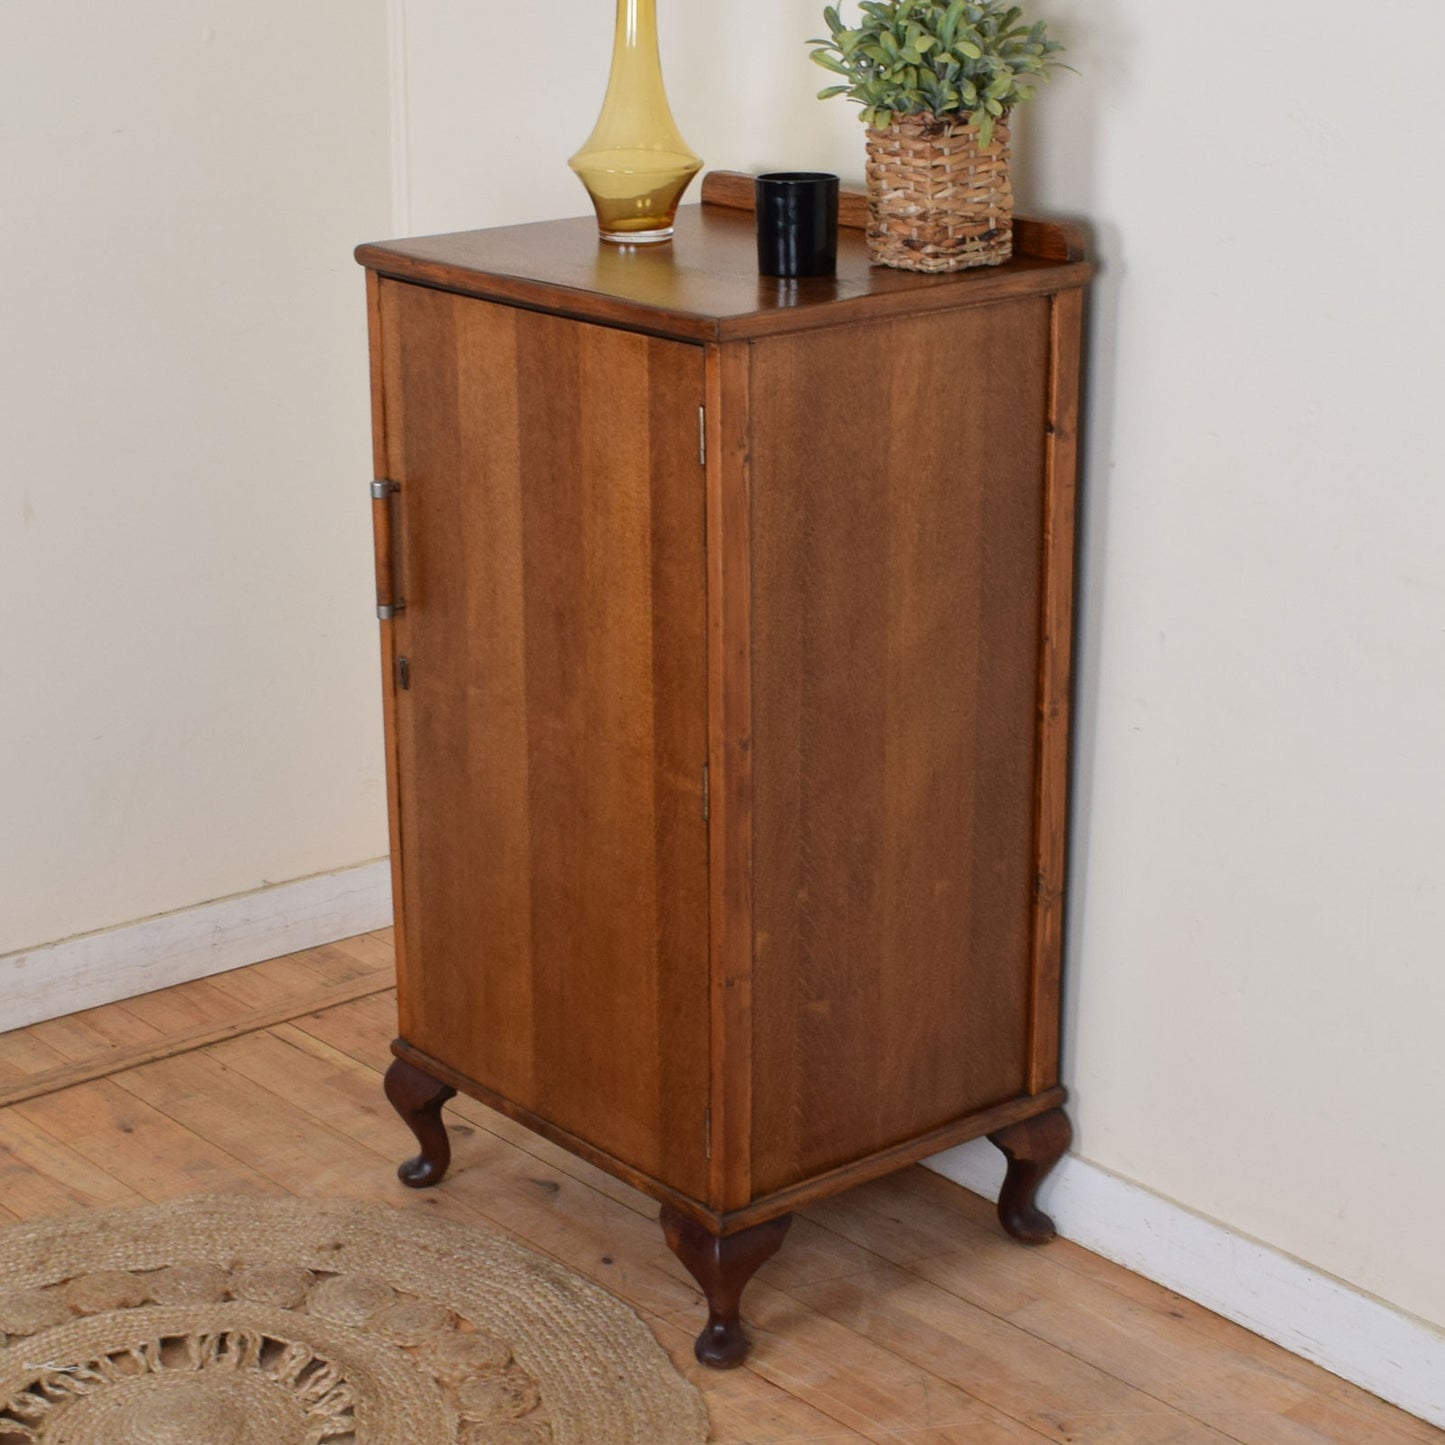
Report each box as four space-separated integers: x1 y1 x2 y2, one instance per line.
0 933 1436 1445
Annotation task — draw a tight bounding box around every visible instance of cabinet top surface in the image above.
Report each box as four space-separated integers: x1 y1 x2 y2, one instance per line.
356 175 1090 343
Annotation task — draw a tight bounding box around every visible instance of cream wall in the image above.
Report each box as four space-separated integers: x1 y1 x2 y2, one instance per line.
1029 0 1445 1332
1 1 393 954
399 0 1445 1334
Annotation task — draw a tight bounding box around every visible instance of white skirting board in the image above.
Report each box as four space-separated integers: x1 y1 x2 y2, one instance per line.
925 1140 1445 1430
0 861 394 1033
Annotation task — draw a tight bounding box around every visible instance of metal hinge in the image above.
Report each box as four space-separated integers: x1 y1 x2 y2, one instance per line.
698 407 707 467
704 1107 712 1161
377 601 406 621
370 479 400 499
702 764 710 822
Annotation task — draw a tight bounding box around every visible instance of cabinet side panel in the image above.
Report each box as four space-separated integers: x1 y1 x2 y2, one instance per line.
749 300 1050 1196
383 282 710 1199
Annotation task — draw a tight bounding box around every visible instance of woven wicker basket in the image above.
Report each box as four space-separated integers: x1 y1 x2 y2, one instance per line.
865 111 1013 272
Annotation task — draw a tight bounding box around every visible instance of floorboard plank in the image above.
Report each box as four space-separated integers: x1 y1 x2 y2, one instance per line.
117 975 259 1034
783 1261 1241 1444
0 1107 144 1218
0 1029 69 1080
15 1077 282 1203
26 1002 164 1064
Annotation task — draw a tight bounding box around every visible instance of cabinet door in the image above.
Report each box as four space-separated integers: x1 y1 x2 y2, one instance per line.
377 281 710 1200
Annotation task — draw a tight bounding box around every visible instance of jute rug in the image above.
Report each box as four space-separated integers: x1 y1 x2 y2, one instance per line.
0 1196 709 1445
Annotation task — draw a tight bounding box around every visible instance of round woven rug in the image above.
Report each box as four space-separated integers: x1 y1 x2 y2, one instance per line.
0 1195 708 1445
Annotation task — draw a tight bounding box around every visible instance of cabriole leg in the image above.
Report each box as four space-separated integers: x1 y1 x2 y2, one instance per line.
660 1207 792 1369
988 1106 1072 1244
384 1056 457 1189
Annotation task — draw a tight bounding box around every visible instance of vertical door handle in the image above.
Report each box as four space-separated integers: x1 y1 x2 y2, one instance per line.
370 480 405 620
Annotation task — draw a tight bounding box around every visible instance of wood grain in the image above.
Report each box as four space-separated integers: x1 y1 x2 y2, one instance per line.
14 1076 282 1205
355 200 1091 346
1027 286 1085 1095
747 301 1052 1197
377 281 711 1200
705 340 756 1213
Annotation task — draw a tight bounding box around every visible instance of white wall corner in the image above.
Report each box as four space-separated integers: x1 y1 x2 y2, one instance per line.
925 1142 1445 1431
0 862 394 1033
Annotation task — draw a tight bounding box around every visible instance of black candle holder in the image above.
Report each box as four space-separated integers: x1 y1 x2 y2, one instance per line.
755 172 840 278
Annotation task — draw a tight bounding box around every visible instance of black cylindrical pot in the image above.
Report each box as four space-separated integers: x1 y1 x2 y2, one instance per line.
755 172 840 278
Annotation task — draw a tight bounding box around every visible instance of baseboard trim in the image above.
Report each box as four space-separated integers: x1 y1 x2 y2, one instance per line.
0 861 394 1033
925 1140 1445 1430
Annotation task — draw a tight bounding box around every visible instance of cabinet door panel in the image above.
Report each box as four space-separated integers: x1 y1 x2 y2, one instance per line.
748 300 1050 1196
379 281 710 1199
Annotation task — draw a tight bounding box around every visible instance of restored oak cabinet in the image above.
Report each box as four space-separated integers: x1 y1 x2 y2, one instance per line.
358 174 1090 1367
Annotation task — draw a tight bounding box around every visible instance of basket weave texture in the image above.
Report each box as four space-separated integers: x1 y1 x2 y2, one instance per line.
0 1195 709 1445
865 111 1013 272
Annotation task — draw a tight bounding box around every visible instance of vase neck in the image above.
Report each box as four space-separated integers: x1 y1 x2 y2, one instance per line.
606 0 668 100
613 0 661 60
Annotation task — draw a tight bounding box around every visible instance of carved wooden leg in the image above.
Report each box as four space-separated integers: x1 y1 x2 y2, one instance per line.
660 1207 792 1369
384 1057 457 1189
988 1106 1072 1244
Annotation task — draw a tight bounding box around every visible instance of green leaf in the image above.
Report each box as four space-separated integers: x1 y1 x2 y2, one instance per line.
817 85 851 98
811 49 851 74
941 0 965 48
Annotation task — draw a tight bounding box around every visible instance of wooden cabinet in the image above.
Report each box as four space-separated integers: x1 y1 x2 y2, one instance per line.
358 173 1091 1367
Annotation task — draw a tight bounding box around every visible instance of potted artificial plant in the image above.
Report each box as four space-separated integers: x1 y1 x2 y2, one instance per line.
811 0 1066 271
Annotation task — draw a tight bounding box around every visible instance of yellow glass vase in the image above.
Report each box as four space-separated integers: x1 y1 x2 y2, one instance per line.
569 0 702 244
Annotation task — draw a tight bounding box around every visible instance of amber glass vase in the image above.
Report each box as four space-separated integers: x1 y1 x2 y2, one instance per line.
569 0 702 244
